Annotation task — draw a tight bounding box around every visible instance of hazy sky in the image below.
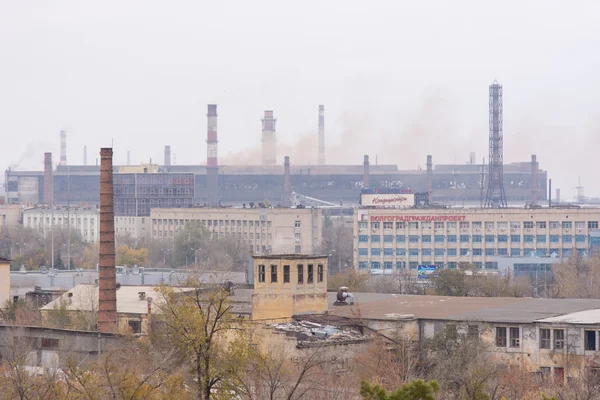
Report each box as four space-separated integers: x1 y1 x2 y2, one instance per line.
1 1 600 200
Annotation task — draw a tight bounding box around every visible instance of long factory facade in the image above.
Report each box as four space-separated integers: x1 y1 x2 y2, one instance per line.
353 204 600 272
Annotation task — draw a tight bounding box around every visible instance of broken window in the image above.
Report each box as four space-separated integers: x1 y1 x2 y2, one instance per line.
554 329 565 350
468 325 479 340
510 327 520 347
540 328 551 349
585 330 597 351
258 265 265 283
307 264 314 284
445 324 457 340
270 265 277 283
297 265 304 284
283 265 290 283
496 327 507 347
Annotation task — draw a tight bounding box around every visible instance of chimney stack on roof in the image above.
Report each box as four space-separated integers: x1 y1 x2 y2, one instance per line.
363 155 370 190
60 130 67 166
426 155 433 202
261 110 277 166
43 153 53 206
318 105 325 165
206 104 219 206
283 156 291 207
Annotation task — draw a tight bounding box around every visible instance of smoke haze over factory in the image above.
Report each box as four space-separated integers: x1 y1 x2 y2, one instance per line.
1 1 600 198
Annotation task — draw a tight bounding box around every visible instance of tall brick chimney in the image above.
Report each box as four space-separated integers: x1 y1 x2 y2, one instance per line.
283 156 291 207
43 153 53 205
98 148 117 332
426 155 433 202
318 105 325 165
363 155 370 190
164 145 171 167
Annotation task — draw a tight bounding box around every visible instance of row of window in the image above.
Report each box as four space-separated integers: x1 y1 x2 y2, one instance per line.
360 221 598 230
357 261 499 270
152 219 286 228
496 327 566 350
257 264 324 284
359 248 583 257
140 188 191 195
359 234 588 243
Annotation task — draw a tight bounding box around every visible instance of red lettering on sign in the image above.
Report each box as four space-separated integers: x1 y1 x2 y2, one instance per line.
369 215 467 222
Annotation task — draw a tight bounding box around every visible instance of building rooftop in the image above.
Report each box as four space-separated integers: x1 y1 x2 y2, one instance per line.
0 257 11 263
252 254 328 260
41 284 195 315
537 309 600 324
328 293 600 324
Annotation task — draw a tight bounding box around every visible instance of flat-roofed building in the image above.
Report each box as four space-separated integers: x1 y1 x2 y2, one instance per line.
150 207 322 255
353 207 600 273
23 206 99 243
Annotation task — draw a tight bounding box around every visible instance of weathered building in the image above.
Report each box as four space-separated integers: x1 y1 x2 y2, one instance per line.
0 256 10 308
251 254 328 321
150 207 323 254
23 205 99 243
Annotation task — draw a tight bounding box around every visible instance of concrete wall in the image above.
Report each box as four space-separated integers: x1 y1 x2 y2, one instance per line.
0 204 21 233
114 216 151 241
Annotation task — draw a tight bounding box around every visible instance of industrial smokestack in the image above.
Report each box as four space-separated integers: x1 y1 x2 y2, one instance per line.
43 153 53 205
531 155 538 206
469 152 476 165
83 146 88 166
426 155 433 202
164 145 171 167
363 155 370 190
207 104 219 206
556 188 561 204
127 151 131 166
60 130 67 166
172 153 176 165
261 110 277 165
283 156 291 207
549 179 552 208
318 105 325 165
98 148 117 333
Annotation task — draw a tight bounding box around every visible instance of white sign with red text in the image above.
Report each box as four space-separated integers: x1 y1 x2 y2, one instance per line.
361 193 415 207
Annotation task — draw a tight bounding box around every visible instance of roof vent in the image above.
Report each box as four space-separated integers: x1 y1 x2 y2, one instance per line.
138 292 146 300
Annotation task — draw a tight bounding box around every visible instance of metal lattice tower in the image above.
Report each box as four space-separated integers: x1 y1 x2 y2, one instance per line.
484 81 508 208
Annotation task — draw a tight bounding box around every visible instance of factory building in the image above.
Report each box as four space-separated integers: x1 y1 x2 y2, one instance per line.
150 207 322 255
23 206 99 243
353 206 600 272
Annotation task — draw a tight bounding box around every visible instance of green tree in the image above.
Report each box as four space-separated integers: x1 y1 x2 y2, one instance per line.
360 380 440 400
116 245 148 267
173 221 206 267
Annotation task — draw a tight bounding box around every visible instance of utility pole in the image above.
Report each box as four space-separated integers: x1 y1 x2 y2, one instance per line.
67 165 71 270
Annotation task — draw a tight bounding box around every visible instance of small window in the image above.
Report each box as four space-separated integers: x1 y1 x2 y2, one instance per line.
128 320 141 334
295 220 301 228
540 328 551 349
510 327 520 347
554 329 565 350
307 264 314 283
540 367 551 378
496 327 507 347
585 330 597 351
270 265 277 283
258 265 265 283
283 265 290 283
297 265 304 284
317 264 324 282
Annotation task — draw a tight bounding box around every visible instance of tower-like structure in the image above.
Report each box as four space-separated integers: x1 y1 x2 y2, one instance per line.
60 130 67 166
207 104 219 206
318 105 325 165
484 81 507 208
164 145 171 167
261 110 277 165
99 148 117 333
282 156 291 207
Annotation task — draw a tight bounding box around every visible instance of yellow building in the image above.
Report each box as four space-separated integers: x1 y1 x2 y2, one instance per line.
118 163 159 174
151 207 322 255
0 257 10 308
0 204 21 234
251 254 328 321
